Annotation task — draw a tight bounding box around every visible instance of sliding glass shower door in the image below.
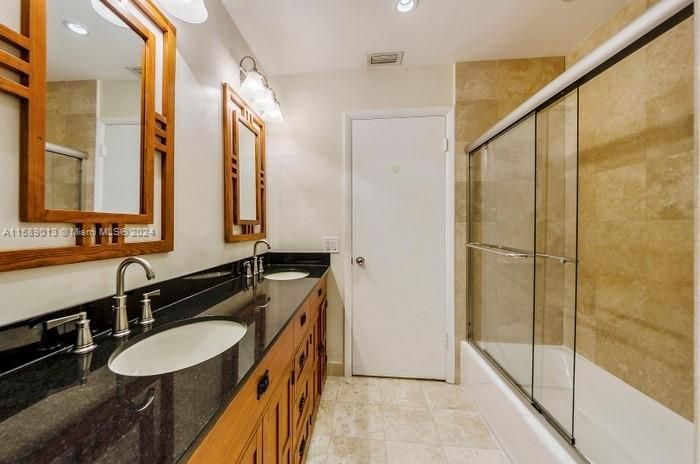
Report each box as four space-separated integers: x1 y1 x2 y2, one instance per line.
468 95 579 439
532 91 578 437
469 115 536 394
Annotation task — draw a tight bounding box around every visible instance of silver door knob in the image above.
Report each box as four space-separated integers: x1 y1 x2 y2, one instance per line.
355 257 365 265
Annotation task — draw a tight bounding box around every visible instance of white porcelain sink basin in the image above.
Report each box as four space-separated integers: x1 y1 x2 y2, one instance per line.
108 318 247 377
263 270 310 281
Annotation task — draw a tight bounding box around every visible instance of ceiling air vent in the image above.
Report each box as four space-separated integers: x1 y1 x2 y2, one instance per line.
367 51 404 69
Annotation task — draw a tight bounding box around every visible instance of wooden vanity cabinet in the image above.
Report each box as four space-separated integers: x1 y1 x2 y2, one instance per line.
240 424 264 464
189 276 327 464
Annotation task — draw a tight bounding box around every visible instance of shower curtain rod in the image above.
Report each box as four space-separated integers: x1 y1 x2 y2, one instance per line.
466 0 694 154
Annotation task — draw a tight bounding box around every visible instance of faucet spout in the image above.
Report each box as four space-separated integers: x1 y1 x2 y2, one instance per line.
116 257 156 297
254 239 271 257
253 240 272 281
113 257 156 338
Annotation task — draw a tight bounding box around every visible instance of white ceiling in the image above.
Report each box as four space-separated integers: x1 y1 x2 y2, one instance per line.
222 0 628 76
47 0 142 82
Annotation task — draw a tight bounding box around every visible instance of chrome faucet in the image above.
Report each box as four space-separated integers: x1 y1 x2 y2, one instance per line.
253 239 271 276
112 257 156 338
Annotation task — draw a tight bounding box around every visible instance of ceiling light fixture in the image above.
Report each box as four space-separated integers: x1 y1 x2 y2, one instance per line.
62 20 90 36
90 0 128 28
239 56 284 123
154 0 208 24
395 0 418 13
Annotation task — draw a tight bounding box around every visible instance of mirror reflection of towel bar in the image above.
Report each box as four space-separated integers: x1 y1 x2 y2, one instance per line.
45 142 88 160
466 243 577 264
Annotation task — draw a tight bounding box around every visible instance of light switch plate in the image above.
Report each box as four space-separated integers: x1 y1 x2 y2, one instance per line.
323 237 339 253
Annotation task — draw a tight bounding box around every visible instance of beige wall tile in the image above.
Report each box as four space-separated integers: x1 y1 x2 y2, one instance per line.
574 5 694 419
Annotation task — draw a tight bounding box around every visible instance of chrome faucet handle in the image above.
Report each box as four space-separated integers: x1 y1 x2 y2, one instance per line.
139 289 160 326
257 256 265 275
43 312 96 355
244 261 253 279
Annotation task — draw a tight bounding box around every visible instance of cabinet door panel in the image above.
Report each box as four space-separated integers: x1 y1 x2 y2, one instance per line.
263 362 293 464
239 424 263 464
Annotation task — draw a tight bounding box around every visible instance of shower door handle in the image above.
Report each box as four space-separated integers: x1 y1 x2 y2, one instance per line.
466 243 530 259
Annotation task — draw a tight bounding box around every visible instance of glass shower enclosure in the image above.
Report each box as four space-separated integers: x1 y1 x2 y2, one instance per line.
468 90 578 439
466 10 695 462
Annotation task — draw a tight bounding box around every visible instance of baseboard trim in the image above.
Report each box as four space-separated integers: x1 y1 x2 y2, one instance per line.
327 361 344 377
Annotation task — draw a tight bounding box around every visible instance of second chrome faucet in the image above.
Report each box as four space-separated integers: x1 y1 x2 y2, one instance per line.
112 257 156 338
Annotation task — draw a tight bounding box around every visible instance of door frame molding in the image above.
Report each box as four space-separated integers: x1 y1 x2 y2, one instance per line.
342 107 456 383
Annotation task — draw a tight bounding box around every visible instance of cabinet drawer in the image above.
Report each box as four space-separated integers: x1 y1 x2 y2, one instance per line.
294 413 311 464
189 327 294 464
293 301 312 349
292 370 312 436
294 330 313 383
308 277 327 316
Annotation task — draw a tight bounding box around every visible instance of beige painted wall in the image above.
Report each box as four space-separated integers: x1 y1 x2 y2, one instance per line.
266 65 455 373
0 0 263 326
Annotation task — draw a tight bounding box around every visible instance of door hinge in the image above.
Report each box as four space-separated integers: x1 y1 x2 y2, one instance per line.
444 333 449 350
442 138 449 152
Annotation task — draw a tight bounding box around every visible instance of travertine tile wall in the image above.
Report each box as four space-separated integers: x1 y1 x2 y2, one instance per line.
569 0 695 420
455 58 565 375
46 80 97 211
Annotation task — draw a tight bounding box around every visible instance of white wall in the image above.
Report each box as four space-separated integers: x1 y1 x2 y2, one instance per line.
0 0 261 326
266 65 454 370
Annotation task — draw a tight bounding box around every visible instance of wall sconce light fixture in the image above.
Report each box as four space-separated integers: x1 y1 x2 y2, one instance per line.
240 56 284 123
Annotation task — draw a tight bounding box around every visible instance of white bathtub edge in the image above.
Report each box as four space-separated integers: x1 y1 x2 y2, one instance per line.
460 341 583 464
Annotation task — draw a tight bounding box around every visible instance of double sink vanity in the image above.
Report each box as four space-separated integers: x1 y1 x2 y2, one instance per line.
0 252 329 464
0 2 325 463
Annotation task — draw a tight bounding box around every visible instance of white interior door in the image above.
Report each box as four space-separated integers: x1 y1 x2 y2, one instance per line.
351 115 447 380
101 123 141 213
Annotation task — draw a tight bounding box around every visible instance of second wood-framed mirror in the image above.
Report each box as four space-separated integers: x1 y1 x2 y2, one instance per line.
223 83 266 242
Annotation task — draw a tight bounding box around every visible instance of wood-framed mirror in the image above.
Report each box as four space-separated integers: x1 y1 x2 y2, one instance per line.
223 83 266 242
0 0 176 271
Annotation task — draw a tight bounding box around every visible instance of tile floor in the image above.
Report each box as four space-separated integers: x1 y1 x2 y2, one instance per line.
307 376 510 464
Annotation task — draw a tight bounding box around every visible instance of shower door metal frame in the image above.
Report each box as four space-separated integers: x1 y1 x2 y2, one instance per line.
465 3 694 449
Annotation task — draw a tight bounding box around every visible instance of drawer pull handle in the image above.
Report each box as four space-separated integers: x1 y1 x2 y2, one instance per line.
257 370 270 399
298 393 306 414
317 287 323 297
300 313 307 327
299 437 306 459
318 342 324 357
299 352 307 372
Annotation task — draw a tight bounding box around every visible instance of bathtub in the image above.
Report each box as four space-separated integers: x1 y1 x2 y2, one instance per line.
461 341 694 464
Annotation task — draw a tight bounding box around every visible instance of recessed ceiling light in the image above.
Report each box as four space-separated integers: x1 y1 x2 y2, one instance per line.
395 0 418 13
63 21 89 36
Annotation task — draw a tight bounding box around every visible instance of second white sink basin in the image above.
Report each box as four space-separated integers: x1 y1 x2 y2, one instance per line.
108 317 247 377
264 270 310 281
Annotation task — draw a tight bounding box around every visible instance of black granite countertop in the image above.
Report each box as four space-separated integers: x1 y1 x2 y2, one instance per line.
0 262 329 464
